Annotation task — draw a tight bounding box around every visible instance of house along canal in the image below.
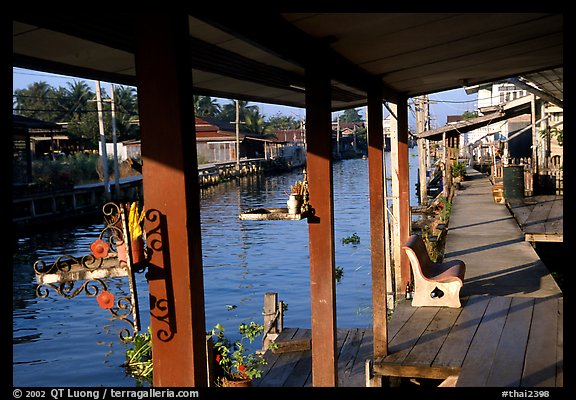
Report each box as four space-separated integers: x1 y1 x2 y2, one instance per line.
13 150 420 386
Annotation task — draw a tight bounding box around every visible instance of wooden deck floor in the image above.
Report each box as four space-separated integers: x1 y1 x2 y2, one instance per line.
254 294 563 387
507 195 563 242
253 327 372 387
374 295 563 387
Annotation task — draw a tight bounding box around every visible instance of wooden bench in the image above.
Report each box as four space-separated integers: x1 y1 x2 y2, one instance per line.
402 234 466 308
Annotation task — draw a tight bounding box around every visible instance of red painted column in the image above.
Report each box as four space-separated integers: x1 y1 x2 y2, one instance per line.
396 95 411 295
367 86 388 359
305 66 338 387
135 15 207 387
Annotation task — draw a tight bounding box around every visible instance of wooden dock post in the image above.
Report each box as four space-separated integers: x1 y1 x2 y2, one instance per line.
263 292 280 350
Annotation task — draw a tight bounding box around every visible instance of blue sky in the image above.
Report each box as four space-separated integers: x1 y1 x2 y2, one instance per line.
13 67 477 129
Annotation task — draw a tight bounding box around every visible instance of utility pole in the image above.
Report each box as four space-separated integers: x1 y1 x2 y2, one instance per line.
416 95 429 205
95 81 110 200
109 83 121 198
235 99 240 169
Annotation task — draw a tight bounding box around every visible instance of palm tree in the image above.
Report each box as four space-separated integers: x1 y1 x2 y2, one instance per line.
219 100 258 125
195 96 221 118
113 85 140 140
244 107 268 135
13 81 58 122
61 80 93 123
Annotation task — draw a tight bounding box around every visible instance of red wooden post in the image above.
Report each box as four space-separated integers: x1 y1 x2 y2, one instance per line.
396 95 411 295
135 14 208 387
367 86 388 359
305 65 338 387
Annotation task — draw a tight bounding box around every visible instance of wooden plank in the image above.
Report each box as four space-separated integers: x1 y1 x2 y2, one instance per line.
525 233 563 243
337 328 364 385
486 297 534 386
556 297 563 387
403 305 463 367
35 256 126 284
523 200 554 234
253 328 299 386
456 296 511 387
387 299 418 341
282 329 313 387
433 295 491 369
256 328 310 387
521 297 560 387
373 307 440 376
345 330 373 387
543 197 563 235
508 200 534 226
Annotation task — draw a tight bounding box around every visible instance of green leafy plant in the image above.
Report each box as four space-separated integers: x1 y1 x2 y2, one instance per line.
210 321 267 383
124 327 153 384
341 233 360 245
452 161 467 179
335 266 344 283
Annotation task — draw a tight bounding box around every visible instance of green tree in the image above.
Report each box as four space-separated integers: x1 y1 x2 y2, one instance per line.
244 107 268 134
219 100 258 125
339 108 362 123
461 110 478 119
266 113 300 130
194 95 221 118
13 81 59 122
113 85 140 140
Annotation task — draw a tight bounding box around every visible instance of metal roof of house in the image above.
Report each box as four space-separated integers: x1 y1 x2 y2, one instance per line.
13 13 563 111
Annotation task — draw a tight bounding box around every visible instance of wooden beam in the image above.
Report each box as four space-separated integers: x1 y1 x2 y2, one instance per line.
135 14 207 387
305 64 338 387
366 86 388 359
390 95 411 298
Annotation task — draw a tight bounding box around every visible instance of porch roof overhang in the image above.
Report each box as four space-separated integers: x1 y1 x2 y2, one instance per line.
416 94 534 141
13 13 563 111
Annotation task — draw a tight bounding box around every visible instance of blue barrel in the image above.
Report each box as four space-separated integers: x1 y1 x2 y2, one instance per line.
503 165 525 199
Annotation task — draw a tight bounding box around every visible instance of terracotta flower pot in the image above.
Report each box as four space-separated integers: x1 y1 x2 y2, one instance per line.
117 236 145 264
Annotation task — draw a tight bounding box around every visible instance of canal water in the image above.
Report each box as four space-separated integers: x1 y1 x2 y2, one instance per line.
13 150 420 387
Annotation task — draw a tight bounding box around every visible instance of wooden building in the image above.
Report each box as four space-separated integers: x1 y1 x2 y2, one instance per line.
12 13 563 387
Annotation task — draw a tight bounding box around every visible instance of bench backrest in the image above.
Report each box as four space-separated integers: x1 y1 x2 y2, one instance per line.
403 234 433 273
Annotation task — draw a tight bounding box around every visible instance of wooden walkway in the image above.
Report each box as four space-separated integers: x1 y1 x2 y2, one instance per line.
374 295 563 387
507 195 563 242
255 168 563 388
254 294 563 387
253 327 372 387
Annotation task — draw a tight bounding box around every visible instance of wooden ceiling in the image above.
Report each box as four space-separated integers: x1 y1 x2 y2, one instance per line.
13 13 563 111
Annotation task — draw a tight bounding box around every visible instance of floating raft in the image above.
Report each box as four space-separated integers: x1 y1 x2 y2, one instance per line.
239 208 307 221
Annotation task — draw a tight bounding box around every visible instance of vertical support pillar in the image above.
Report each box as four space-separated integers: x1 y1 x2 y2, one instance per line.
135 14 207 387
367 86 388 360
305 65 337 387
390 95 411 298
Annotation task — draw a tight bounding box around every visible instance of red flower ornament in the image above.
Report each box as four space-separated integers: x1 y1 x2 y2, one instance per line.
97 290 115 309
90 239 109 259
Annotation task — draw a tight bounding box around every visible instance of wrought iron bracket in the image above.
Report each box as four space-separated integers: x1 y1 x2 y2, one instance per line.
34 202 146 342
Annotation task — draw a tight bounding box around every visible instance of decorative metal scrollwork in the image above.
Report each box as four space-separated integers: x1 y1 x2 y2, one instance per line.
33 201 145 342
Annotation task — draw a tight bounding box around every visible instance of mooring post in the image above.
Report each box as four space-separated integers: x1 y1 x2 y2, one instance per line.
263 292 279 350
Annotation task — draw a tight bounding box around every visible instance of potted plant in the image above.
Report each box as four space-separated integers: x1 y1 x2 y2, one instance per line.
210 321 267 387
117 202 146 264
286 180 304 215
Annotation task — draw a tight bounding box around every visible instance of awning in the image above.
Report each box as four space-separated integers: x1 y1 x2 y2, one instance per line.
416 94 533 141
